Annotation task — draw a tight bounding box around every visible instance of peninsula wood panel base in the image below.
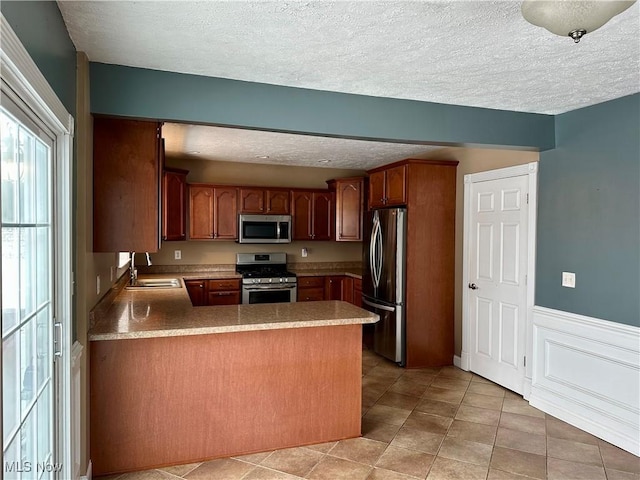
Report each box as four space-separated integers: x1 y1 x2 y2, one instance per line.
90 324 362 476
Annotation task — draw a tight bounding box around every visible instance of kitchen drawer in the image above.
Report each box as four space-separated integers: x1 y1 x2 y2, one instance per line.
208 279 241 291
297 287 325 302
207 290 241 306
297 276 324 288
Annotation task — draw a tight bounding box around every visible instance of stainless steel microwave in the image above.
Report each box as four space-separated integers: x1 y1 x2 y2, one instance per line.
238 214 292 243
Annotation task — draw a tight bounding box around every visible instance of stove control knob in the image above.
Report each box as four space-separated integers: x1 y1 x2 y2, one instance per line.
269 278 273 283
253 279 259 284
279 277 283 283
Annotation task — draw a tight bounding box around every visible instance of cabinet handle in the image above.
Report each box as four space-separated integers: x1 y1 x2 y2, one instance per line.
214 233 218 238
216 292 235 296
199 284 204 288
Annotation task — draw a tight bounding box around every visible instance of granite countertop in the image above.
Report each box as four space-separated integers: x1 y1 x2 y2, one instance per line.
89 274 377 341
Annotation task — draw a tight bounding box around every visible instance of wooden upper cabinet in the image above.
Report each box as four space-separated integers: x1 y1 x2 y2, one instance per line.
213 187 238 239
189 186 238 240
189 186 214 239
367 164 407 209
239 188 265 214
266 190 290 215
291 190 333 240
93 117 161 252
162 168 188 241
327 177 364 241
239 188 290 214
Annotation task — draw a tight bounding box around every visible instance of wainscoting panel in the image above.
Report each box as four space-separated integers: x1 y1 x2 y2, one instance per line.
529 306 639 455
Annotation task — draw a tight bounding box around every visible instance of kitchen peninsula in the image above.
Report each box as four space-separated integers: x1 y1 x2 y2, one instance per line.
89 276 378 476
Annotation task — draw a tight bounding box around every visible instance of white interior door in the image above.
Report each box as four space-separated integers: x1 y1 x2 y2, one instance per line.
467 173 529 394
2 95 58 479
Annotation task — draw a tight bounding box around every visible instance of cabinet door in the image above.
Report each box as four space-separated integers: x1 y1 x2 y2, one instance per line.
384 165 407 206
291 191 313 240
353 278 362 307
162 169 187 241
93 118 161 252
368 171 386 209
336 179 363 241
325 276 344 300
213 187 238 239
342 277 354 303
297 288 325 302
185 280 206 306
189 186 214 239
266 190 290 215
239 188 265 214
312 192 333 241
207 291 241 305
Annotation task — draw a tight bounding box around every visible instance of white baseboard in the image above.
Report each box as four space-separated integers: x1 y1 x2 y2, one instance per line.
79 460 92 480
453 355 462 369
529 306 639 456
456 353 470 371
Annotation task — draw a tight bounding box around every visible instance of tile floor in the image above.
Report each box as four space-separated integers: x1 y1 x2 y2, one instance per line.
98 347 640 480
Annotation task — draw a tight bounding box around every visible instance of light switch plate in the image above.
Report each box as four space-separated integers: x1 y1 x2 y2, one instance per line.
174 250 182 260
301 248 308 258
562 271 576 288
96 274 101 295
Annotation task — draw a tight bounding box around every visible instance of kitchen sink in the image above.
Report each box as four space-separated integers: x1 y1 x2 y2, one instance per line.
125 278 182 290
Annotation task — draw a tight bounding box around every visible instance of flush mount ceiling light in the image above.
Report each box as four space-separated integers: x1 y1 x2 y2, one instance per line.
521 0 637 43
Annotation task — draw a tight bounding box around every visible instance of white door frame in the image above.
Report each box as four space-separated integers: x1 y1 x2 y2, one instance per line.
1 14 75 479
461 162 538 398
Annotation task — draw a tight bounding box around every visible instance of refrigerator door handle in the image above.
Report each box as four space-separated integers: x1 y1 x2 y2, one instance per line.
362 298 396 312
370 212 382 289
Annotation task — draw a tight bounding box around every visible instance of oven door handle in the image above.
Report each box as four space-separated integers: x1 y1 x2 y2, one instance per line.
243 285 297 291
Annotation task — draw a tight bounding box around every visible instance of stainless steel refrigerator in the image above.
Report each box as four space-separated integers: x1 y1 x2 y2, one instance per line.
362 208 407 365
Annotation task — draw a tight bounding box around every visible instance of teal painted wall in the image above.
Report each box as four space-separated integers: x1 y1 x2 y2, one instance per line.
1 0 76 115
536 94 640 326
89 62 555 150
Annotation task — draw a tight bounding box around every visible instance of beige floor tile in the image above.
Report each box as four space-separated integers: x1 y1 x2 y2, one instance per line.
95 475 124 480
599 441 640 473
545 415 599 445
471 374 493 384
375 446 435 478
605 468 640 480
397 371 437 388
547 457 606 480
115 472 177 480
446 419 497 445
260 447 324 477
454 404 501 426
366 467 418 480
430 377 470 391
438 366 473 381
487 468 537 479
389 426 444 454
158 462 202 477
376 391 421 410
402 367 442 378
422 386 466 404
490 446 546 479
363 390 385 408
243 466 303 480
184 458 255 479
501 398 545 418
547 436 602 466
388 377 430 397
361 419 402 443
328 437 388 466
414 398 459 418
363 404 412 426
462 392 504 411
504 390 523 400
466 382 506 398
426 456 489 480
437 437 493 466
304 442 337 454
233 452 273 465
306 455 372 480
403 411 453 435
495 427 546 455
499 411 546 435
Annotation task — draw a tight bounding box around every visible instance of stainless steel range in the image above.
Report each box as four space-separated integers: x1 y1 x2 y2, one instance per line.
236 253 297 304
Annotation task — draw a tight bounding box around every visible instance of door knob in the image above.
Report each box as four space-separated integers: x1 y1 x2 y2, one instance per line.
468 283 478 290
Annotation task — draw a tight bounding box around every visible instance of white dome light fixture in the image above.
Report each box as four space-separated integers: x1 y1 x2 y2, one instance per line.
521 0 637 43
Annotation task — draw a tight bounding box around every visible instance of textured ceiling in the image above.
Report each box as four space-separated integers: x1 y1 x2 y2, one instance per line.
57 0 640 167
163 123 441 170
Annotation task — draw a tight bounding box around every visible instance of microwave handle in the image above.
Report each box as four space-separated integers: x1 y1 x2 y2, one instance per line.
276 221 281 240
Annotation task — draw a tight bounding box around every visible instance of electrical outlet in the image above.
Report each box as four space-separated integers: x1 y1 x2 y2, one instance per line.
301 248 308 258
96 275 101 295
174 250 182 260
562 271 576 288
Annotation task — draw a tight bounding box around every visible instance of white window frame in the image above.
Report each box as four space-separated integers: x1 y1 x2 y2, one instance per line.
1 14 75 480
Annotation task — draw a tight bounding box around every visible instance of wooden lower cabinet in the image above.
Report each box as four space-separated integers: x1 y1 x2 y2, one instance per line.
352 278 362 308
185 278 241 306
297 276 325 302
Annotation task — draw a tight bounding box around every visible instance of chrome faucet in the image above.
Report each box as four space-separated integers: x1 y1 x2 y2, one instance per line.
130 252 137 285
